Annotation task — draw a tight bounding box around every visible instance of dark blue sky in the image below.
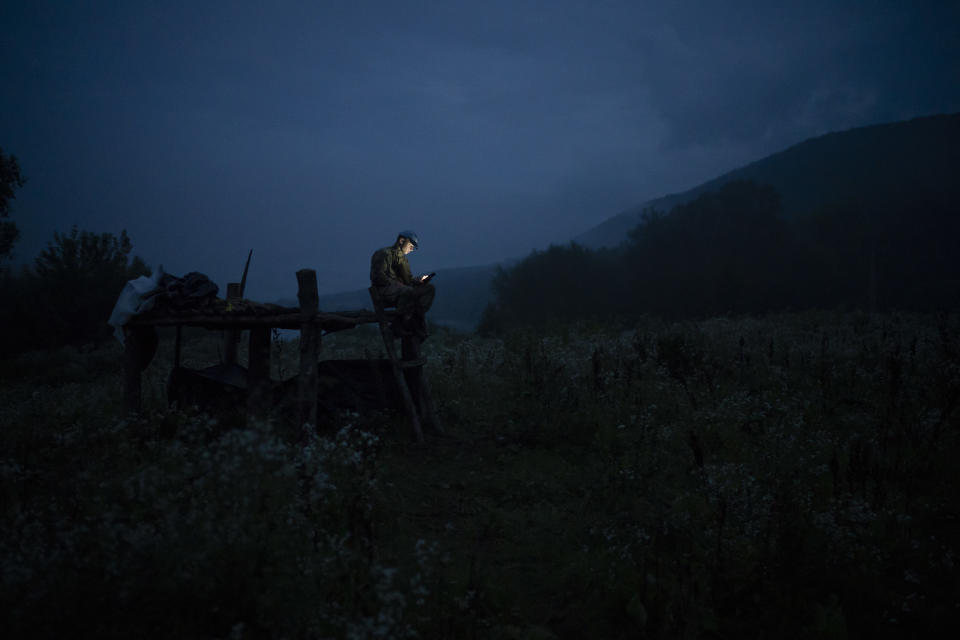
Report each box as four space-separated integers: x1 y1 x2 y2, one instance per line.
3 0 959 298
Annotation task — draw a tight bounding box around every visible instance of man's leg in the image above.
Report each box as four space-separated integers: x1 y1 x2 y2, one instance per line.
377 284 415 336
395 284 435 339
416 283 435 313
409 284 435 339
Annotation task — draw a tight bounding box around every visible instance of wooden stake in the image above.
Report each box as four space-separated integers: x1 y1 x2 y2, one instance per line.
297 269 320 434
239 249 253 297
223 282 241 365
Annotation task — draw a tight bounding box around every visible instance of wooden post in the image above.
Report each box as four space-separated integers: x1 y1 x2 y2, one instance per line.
297 269 320 434
223 282 242 365
123 326 143 414
173 325 182 369
247 327 271 415
416 354 443 435
369 287 424 442
403 335 443 435
401 336 422 408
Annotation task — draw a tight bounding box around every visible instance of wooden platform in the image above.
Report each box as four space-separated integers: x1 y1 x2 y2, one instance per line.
130 299 383 331
122 268 435 441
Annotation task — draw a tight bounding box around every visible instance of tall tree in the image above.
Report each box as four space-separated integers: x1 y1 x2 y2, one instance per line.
30 226 150 347
0 147 26 262
624 180 794 316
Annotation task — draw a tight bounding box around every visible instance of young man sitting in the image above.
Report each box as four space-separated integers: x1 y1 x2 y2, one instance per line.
369 230 435 339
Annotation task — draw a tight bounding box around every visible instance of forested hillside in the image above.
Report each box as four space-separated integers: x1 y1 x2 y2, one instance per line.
481 179 959 332
576 112 960 249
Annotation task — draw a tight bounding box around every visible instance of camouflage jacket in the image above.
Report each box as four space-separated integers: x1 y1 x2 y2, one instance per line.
370 244 413 287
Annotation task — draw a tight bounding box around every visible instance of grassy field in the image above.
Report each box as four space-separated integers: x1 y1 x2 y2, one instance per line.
1 312 958 638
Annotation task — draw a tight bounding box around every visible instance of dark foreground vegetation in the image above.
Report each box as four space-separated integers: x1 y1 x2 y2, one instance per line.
2 312 958 638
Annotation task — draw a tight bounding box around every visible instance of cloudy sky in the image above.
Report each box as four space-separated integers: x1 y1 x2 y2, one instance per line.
3 0 959 299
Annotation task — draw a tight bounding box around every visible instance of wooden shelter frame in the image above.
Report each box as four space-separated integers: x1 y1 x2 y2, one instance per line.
123 269 441 442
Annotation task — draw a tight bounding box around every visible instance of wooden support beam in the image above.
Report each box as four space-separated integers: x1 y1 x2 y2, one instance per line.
223 282 241 364
297 269 320 435
173 325 182 369
247 326 271 416
417 360 444 435
402 336 443 435
384 327 424 442
369 287 424 442
123 326 143 414
128 311 365 330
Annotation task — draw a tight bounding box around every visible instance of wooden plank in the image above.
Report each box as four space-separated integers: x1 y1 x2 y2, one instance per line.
128 311 368 330
297 269 320 434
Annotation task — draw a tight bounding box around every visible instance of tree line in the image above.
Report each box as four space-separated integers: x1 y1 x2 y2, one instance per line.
480 180 960 333
0 148 149 357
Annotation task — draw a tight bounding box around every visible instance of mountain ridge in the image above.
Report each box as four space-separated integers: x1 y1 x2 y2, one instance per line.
574 111 960 248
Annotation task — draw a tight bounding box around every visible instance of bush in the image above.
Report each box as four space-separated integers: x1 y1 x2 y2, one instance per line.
0 226 149 356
